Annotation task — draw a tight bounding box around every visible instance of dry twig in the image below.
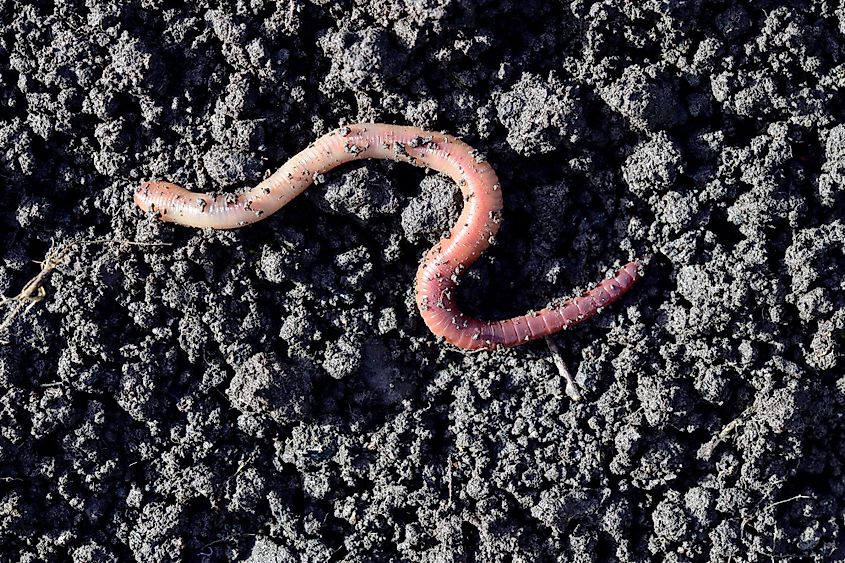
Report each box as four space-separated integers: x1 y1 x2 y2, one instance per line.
0 238 170 344
546 336 583 401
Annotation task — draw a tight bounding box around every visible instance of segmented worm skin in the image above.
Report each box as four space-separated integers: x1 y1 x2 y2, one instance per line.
135 123 640 350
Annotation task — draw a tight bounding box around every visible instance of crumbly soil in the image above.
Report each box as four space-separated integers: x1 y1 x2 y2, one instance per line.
1 1 844 561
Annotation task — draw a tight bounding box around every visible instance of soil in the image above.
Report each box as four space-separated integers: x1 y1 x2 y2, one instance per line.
1 1 844 561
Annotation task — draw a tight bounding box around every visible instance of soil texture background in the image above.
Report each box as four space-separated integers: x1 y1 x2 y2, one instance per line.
1 0 844 561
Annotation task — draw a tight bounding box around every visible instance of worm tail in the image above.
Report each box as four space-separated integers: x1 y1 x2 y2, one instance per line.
458 261 641 349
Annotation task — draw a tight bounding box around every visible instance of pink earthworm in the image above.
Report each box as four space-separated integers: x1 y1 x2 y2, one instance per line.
135 123 640 350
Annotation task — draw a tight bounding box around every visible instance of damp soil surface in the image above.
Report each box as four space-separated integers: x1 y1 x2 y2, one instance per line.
1 1 844 561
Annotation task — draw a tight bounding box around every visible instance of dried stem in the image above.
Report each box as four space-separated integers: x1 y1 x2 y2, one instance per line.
0 238 170 344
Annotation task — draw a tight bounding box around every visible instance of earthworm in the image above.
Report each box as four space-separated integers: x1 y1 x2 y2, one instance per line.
135 123 640 350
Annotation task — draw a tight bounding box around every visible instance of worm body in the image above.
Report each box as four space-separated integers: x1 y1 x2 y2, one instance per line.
135 123 640 350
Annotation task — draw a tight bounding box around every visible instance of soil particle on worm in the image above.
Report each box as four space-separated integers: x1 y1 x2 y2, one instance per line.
1 1 844 561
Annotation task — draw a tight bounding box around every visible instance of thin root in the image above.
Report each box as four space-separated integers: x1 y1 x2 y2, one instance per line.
0 238 171 344
546 337 582 401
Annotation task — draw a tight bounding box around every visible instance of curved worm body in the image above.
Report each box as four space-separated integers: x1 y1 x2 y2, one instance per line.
135 123 640 350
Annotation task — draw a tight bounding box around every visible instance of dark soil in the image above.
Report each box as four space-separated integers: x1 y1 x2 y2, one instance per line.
1 1 844 561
